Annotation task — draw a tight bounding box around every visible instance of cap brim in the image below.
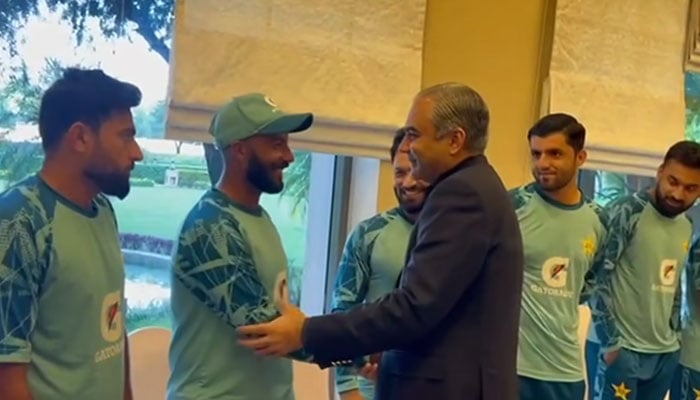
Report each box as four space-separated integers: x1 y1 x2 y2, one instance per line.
258 113 314 135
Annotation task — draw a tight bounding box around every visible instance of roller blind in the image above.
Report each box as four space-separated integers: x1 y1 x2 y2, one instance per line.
544 0 689 175
165 0 427 160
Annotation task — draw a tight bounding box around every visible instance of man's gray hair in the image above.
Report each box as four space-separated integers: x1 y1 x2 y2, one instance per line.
417 82 490 153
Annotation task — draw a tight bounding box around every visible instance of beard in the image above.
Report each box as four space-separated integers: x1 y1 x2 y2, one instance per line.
394 187 424 215
246 152 288 194
85 169 131 200
533 168 576 192
654 186 692 217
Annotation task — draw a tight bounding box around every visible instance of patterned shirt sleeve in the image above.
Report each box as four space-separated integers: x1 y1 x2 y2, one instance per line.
331 220 373 394
684 234 700 323
580 202 609 305
173 215 281 328
0 213 43 363
671 226 693 333
694 241 700 292
694 241 700 321
590 196 642 352
671 272 683 333
331 223 372 313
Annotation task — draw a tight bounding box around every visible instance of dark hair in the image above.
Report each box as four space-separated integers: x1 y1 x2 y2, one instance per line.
527 113 586 152
390 128 406 161
38 67 142 152
663 140 700 169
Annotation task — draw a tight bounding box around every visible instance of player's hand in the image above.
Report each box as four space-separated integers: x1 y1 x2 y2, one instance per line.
603 349 620 366
237 278 306 356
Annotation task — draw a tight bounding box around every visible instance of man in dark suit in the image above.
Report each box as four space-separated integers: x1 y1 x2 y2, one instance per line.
237 82 525 400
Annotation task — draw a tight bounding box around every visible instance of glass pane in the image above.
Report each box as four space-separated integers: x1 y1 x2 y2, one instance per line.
579 170 655 207
261 151 312 305
112 143 209 332
686 71 700 142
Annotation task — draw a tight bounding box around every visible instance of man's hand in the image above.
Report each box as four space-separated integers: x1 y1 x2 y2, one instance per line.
358 363 379 382
603 349 620 366
0 364 33 399
237 279 308 356
340 389 365 400
357 352 381 382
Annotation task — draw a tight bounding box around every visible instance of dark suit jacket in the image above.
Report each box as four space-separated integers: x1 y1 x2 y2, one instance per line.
302 155 524 400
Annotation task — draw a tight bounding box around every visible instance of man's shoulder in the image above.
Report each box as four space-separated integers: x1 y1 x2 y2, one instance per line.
446 156 496 180
182 189 239 225
582 198 609 227
176 190 245 248
436 161 498 194
350 208 402 241
0 177 54 269
174 191 252 265
426 158 519 234
604 192 648 220
0 175 53 228
366 207 404 227
94 193 115 214
437 158 510 209
508 183 537 210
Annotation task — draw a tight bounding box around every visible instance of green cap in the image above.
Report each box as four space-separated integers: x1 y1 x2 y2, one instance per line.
208 93 314 148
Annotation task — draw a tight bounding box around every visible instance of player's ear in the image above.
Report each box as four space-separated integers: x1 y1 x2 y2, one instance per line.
576 149 587 167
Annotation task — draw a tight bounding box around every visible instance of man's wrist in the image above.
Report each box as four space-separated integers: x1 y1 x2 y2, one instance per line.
602 342 622 353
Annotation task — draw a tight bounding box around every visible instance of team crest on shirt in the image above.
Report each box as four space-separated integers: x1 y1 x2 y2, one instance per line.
582 236 596 257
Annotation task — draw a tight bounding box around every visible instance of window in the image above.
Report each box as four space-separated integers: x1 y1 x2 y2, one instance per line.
686 72 700 229
686 72 700 143
579 170 655 207
0 3 344 334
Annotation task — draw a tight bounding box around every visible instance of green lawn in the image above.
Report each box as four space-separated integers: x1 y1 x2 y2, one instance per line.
110 185 308 267
128 317 171 332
